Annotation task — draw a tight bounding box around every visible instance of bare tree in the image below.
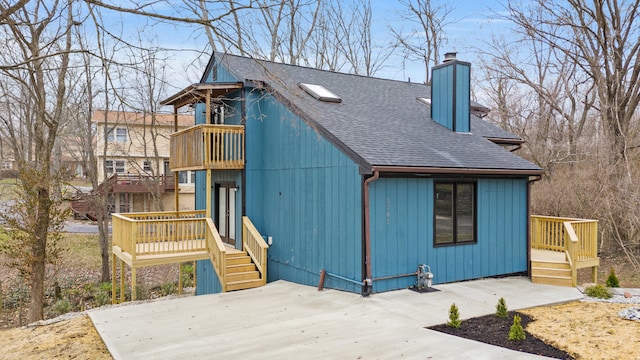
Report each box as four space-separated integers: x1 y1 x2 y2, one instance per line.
478 36 596 172
0 0 77 322
505 0 640 172
391 0 455 83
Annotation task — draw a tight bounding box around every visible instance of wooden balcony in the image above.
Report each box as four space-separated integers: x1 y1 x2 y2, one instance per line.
530 215 600 287
111 210 267 303
100 173 176 193
170 124 244 172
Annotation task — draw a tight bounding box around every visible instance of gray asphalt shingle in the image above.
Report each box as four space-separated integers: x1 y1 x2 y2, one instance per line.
216 53 541 173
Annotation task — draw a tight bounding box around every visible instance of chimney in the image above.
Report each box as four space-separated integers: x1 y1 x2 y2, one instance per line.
430 53 471 133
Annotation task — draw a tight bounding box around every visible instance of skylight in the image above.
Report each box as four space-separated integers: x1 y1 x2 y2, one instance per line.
299 83 342 103
417 97 431 106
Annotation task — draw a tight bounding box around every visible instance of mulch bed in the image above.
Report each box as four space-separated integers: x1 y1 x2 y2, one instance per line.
429 311 574 359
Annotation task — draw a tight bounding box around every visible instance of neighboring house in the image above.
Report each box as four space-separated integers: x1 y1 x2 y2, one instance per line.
158 52 552 296
92 110 195 213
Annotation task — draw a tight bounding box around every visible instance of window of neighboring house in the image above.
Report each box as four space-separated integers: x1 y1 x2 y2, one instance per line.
143 161 151 172
178 171 195 184
105 160 125 174
1 161 11 170
212 103 225 124
107 127 128 142
434 182 476 246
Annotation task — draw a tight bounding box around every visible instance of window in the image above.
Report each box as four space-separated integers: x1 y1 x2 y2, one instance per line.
105 160 125 174
434 182 476 246
178 171 195 184
299 83 342 103
1 161 11 170
143 161 151 172
212 103 225 124
107 127 128 142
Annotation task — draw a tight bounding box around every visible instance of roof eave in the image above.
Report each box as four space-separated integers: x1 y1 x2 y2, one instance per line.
370 165 544 176
485 137 525 145
160 82 243 108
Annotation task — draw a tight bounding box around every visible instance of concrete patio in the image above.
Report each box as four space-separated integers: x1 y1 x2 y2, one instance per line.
89 277 582 359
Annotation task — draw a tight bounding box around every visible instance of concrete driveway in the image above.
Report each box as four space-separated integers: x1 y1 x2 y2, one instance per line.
89 277 582 360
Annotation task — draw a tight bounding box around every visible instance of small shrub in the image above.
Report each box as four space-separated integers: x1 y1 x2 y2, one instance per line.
181 263 194 288
508 314 526 341
161 283 177 296
606 267 620 288
95 282 112 306
585 284 613 299
447 303 461 329
51 299 71 316
495 297 508 319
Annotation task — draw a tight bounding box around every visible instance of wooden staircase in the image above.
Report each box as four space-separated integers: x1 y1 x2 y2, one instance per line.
531 257 573 287
225 251 265 291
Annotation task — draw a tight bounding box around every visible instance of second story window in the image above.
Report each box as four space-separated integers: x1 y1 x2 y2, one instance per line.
143 161 151 172
107 127 128 143
106 160 125 174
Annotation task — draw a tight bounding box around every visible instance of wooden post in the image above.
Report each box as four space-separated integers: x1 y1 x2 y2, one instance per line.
120 260 125 303
174 106 180 212
178 263 183 295
592 266 598 284
131 267 137 301
206 169 212 219
111 254 117 304
193 260 197 291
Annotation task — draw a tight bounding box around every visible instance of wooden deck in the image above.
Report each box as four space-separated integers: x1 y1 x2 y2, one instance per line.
111 211 267 303
170 124 245 172
530 216 600 287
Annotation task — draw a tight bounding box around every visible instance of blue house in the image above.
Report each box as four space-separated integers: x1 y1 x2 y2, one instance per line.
157 52 545 296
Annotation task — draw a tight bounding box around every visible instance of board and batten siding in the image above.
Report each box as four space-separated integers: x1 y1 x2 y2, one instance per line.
245 89 363 293
369 177 528 292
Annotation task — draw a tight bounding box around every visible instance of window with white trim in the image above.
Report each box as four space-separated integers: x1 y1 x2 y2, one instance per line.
178 171 195 184
105 160 125 174
107 127 128 142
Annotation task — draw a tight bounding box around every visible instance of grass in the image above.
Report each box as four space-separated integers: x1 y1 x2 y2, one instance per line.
58 233 103 268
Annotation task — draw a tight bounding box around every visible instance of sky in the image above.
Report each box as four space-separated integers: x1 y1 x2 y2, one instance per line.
96 0 513 94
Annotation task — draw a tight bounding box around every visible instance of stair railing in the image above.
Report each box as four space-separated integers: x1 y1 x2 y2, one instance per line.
564 222 579 287
205 218 227 291
242 216 269 285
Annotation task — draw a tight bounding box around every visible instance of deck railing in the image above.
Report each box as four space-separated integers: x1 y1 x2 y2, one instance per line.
205 218 227 291
242 216 269 285
170 124 244 171
112 210 207 259
530 215 598 262
112 210 266 293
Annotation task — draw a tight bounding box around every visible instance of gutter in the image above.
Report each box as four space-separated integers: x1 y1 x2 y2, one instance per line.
362 169 379 296
527 175 543 278
371 166 544 176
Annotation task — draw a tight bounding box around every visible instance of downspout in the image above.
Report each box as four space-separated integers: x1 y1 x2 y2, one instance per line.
527 175 542 278
362 169 380 296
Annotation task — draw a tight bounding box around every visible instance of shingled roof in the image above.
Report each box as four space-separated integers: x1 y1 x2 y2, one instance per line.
212 52 542 175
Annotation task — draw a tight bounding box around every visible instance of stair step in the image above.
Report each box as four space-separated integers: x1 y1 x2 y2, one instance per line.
226 278 264 291
532 274 573 287
226 271 260 282
531 260 570 269
226 251 248 258
532 267 572 277
226 263 257 273
226 256 252 265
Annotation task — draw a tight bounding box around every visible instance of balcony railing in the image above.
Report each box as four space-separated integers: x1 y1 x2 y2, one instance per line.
170 124 244 171
100 173 176 193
